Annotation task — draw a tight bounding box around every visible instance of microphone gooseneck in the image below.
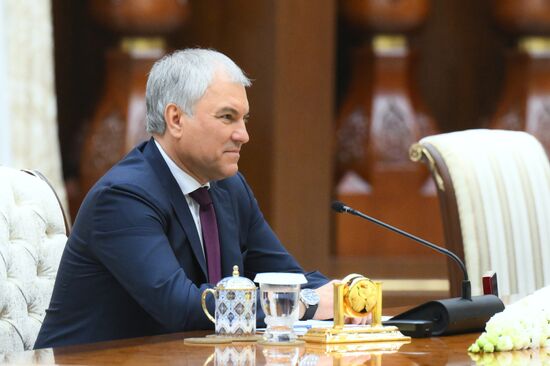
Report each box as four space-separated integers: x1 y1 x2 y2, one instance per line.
331 201 505 336
332 200 471 300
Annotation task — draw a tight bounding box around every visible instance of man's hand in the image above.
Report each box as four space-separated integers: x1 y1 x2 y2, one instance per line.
312 280 339 320
345 311 371 325
298 280 336 319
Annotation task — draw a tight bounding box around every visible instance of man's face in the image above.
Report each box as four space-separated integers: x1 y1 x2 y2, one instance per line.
177 72 250 184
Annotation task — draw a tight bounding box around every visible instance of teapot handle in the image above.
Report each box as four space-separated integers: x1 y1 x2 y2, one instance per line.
202 352 214 366
201 288 216 324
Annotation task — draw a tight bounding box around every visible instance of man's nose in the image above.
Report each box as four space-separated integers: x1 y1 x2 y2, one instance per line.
233 120 249 144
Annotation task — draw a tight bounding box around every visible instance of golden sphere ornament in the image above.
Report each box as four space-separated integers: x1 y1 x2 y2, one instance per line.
342 274 378 318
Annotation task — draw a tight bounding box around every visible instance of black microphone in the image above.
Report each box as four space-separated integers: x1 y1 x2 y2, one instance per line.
332 200 504 336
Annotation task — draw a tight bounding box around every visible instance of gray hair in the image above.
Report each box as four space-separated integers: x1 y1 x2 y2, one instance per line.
145 48 251 134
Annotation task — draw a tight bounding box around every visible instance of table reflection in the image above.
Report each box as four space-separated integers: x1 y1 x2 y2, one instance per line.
263 345 302 365
22 330 538 365
200 341 406 366
204 344 256 366
299 351 373 366
469 348 550 365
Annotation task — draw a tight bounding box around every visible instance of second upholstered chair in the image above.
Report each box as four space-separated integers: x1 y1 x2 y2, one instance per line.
410 129 550 298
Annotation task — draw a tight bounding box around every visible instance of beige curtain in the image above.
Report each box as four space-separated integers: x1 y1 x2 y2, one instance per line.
0 0 66 207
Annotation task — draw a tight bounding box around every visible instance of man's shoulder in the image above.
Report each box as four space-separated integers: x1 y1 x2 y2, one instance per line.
214 173 250 195
86 142 167 203
101 150 153 188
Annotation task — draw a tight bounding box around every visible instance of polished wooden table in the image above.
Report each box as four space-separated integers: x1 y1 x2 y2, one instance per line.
6 301 539 365
4 330 485 365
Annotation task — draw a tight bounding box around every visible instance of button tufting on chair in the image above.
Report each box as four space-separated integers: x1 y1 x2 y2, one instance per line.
0 167 68 354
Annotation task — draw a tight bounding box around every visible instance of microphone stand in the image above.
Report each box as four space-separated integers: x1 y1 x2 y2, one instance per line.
333 201 505 336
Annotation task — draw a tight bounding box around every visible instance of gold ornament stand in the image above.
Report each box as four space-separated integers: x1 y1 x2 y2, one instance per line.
303 275 410 345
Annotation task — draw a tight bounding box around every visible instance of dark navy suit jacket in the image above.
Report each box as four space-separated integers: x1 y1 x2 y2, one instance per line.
34 139 327 348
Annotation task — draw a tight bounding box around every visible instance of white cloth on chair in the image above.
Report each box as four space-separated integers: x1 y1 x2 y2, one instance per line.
419 129 550 297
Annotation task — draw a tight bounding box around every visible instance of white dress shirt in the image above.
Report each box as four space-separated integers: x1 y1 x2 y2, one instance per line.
155 139 209 257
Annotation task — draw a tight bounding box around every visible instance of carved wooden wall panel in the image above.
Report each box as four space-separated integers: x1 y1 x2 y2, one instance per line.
335 0 443 261
79 0 189 206
490 1 550 155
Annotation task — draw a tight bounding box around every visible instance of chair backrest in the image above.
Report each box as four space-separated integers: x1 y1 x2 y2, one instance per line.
410 129 550 298
0 167 68 353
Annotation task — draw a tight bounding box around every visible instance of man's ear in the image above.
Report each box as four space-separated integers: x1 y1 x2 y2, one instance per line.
164 103 185 137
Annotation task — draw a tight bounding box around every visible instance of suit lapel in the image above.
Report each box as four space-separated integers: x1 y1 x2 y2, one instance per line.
142 139 208 279
210 182 242 278
169 197 208 279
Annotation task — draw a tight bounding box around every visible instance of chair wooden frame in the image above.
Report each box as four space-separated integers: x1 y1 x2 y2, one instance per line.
21 169 71 235
410 142 465 298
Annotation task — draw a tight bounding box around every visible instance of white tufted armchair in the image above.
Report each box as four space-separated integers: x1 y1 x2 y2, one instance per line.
410 129 550 299
0 167 68 355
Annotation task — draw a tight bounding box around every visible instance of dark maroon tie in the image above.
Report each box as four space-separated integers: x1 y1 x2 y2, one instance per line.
189 187 222 284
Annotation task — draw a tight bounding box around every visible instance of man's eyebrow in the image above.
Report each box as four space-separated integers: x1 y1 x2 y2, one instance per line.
216 107 239 115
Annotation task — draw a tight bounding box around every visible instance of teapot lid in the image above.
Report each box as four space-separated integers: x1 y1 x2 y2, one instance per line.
216 265 256 290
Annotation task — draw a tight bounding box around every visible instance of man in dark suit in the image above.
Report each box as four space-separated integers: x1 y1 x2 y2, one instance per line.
35 49 339 348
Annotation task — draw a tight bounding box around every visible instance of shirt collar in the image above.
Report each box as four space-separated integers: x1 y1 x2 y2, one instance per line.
154 139 210 195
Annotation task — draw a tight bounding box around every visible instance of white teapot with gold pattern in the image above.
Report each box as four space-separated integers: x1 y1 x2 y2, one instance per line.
201 265 257 337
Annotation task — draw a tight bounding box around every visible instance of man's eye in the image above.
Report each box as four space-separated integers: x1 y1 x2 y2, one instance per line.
218 114 233 122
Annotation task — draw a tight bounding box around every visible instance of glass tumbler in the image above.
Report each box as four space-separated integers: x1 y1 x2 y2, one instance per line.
254 272 307 343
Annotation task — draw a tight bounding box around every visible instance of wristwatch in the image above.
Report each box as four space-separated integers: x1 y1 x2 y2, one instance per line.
299 288 320 320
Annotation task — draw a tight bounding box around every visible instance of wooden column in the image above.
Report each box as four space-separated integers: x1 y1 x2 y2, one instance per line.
269 3 335 271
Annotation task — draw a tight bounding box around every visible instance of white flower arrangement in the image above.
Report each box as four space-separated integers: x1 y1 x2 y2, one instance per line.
468 286 550 355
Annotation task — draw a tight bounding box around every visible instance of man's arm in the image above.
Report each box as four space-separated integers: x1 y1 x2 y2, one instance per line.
89 185 214 331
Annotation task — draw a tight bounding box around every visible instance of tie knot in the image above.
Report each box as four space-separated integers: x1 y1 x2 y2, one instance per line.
189 187 212 206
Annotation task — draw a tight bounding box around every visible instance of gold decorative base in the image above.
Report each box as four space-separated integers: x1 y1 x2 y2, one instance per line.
305 340 409 354
303 325 410 344
302 279 410 349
